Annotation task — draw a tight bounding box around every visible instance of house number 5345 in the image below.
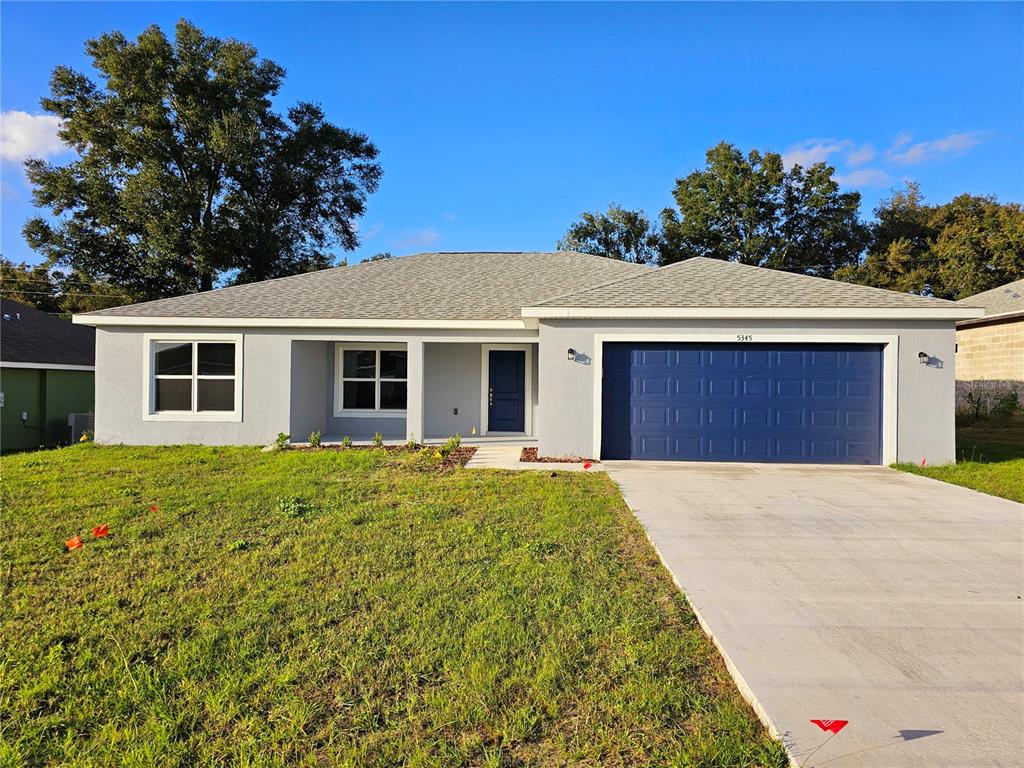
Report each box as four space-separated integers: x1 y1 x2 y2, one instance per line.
736 334 753 342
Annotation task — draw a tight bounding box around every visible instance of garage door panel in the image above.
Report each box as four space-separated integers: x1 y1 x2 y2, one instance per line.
601 342 883 464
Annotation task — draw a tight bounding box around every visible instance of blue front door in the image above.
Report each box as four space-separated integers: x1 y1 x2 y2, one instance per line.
488 350 526 432
601 342 883 463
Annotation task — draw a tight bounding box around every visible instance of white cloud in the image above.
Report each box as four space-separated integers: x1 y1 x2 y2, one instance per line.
846 143 876 166
393 227 440 250
782 139 851 169
0 110 67 162
885 131 984 165
441 212 457 222
834 168 895 188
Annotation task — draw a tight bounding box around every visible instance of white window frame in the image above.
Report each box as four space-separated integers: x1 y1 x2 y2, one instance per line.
333 343 407 418
142 333 243 422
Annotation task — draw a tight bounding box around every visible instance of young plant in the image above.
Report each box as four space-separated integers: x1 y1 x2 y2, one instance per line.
341 435 352 448
372 431 384 448
308 431 321 449
273 432 291 451
406 436 419 450
438 432 461 458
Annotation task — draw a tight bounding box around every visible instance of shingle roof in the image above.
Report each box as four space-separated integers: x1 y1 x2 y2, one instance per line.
83 252 648 321
956 278 1024 317
532 257 965 309
1 299 95 366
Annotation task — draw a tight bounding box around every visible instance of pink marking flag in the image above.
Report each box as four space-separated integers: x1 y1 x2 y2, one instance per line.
810 719 848 735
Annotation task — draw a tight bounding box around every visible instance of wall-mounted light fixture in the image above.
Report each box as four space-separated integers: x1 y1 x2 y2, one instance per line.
567 348 577 361
918 351 929 364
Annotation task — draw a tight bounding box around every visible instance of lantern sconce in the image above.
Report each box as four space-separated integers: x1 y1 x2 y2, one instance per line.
567 348 577 361
918 351 929 364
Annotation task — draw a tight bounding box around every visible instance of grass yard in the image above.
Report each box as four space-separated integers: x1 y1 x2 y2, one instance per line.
0 446 784 768
895 417 1024 503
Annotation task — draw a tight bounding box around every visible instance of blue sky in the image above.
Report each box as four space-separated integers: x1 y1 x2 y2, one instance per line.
2 2 1022 267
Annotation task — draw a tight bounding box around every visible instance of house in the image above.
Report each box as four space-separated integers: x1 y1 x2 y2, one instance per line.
73 252 981 464
954 278 1024 409
1 298 96 452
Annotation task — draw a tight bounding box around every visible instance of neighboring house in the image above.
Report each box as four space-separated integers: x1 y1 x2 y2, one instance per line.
1 299 96 453
954 278 1024 409
73 252 981 464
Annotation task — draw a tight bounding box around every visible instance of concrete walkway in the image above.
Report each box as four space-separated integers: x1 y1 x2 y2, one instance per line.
465 445 601 471
605 461 1024 768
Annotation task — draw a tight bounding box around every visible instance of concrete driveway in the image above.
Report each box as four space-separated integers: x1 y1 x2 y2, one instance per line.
605 462 1024 768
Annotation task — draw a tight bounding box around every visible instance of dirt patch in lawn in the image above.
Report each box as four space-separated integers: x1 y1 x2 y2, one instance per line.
520 447 596 464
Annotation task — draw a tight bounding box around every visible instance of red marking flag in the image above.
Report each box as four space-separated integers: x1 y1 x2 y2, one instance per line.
811 719 848 735
66 536 83 551
582 461 593 470
149 504 158 513
92 524 110 538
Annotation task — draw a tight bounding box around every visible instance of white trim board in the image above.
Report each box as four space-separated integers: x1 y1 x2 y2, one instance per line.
590 332 899 465
141 332 244 422
523 306 981 320
76 315 539 330
480 344 534 437
0 361 95 371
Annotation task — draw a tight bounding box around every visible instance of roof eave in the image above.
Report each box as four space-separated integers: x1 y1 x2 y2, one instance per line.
521 306 985 320
73 314 540 330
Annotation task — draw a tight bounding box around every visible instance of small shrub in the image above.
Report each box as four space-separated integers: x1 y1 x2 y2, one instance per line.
372 431 384 448
227 539 252 552
277 496 314 519
406 436 419 450
990 390 1020 422
273 432 291 451
341 435 352 448
308 431 322 448
438 432 461 458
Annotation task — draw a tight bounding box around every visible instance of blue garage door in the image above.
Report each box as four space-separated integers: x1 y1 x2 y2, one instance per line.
601 343 883 464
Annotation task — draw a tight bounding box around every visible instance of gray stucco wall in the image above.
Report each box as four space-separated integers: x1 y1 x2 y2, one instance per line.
94 328 539 447
536 318 957 464
94 327 291 446
290 341 327 440
424 342 481 438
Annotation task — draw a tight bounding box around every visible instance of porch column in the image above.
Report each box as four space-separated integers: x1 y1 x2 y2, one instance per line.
406 339 424 443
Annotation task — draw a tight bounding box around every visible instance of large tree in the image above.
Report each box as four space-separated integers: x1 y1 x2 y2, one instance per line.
836 183 1024 299
23 20 381 300
556 204 662 264
659 142 868 276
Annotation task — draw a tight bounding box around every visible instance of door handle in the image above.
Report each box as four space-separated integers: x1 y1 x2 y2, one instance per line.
489 387 493 405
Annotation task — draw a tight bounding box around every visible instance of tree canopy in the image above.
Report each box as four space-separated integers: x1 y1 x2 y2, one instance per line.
557 141 1022 295
23 20 381 301
836 183 1024 299
1 259 134 317
556 204 663 264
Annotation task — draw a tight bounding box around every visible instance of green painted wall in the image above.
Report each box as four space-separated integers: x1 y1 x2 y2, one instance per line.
1 368 94 453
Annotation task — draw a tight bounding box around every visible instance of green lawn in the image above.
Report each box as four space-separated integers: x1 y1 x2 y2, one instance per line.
895 417 1024 503
0 445 784 768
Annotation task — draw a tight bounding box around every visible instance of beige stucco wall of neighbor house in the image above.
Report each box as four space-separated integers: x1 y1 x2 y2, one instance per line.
536 318 958 465
954 317 1024 407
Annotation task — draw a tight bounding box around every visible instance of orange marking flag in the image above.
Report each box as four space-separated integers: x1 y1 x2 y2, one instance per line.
66 536 83 551
92 524 110 538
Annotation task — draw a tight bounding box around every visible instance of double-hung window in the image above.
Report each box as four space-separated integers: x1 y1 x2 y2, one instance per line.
146 336 242 420
336 344 407 415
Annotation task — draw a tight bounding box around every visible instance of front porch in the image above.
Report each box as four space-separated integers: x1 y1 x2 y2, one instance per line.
288 337 539 444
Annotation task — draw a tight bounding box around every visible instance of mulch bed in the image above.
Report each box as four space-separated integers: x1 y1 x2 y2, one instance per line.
520 447 596 464
288 444 477 469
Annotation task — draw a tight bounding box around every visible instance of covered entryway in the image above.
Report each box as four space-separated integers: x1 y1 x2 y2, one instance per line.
601 342 883 463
